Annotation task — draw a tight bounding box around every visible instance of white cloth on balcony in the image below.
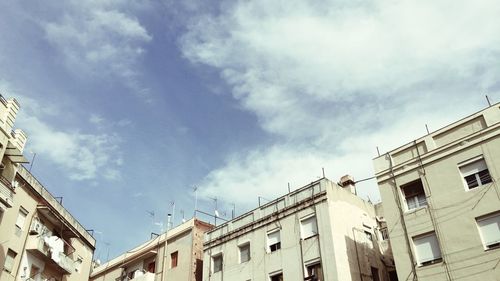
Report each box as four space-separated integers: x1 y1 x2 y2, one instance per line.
44 236 64 263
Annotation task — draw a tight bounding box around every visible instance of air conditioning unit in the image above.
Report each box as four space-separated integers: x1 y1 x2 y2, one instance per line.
30 220 41 235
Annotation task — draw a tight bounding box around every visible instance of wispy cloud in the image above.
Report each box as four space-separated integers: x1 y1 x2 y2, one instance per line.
42 0 153 101
181 0 500 205
1 81 123 181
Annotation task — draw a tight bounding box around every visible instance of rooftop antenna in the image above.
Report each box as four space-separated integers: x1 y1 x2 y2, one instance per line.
169 201 175 229
376 146 380 157
29 151 36 172
288 182 291 193
180 210 186 223
230 203 235 219
166 213 172 231
322 167 325 178
485 95 492 106
193 186 198 217
209 197 218 226
425 124 430 135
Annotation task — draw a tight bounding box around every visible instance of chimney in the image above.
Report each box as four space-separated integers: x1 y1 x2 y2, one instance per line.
339 175 356 195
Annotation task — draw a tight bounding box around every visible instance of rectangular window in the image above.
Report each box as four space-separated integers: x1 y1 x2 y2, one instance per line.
239 243 251 263
4 249 17 273
267 230 281 252
413 232 442 266
371 267 380 281
306 263 324 281
401 180 427 211
379 227 389 240
170 251 178 268
212 254 223 273
270 272 283 281
459 158 492 190
476 213 500 249
300 215 318 239
15 207 28 229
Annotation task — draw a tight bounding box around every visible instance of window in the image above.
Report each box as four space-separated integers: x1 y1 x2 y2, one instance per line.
300 215 318 239
413 232 442 266
379 227 389 240
4 249 17 273
371 267 380 281
476 213 500 249
267 230 281 252
212 254 223 273
306 263 324 281
15 207 28 236
459 158 492 190
170 251 178 268
239 243 251 263
270 272 283 281
401 180 427 211
147 261 155 273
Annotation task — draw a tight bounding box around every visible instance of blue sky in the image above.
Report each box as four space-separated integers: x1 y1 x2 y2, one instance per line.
1 0 499 261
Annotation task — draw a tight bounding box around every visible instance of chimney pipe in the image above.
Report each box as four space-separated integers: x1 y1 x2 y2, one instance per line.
339 175 356 195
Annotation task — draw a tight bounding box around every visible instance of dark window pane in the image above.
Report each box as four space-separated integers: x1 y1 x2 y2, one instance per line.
464 174 478 189
478 170 492 185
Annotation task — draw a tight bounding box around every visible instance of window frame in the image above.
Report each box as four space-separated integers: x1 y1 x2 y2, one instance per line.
400 179 427 212
458 157 493 191
300 214 319 239
306 262 324 281
267 229 281 253
170 251 178 268
269 271 283 281
476 212 500 250
4 249 17 273
412 232 442 266
238 242 251 263
212 253 223 274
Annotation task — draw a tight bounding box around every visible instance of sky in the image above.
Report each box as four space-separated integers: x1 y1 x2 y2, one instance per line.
1 0 499 262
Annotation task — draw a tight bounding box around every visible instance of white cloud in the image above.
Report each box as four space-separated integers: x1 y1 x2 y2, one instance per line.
0 82 124 182
42 1 152 100
19 115 122 181
181 0 500 206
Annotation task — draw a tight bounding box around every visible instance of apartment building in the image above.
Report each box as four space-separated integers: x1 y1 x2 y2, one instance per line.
373 103 500 281
202 177 397 281
89 218 212 281
0 95 96 281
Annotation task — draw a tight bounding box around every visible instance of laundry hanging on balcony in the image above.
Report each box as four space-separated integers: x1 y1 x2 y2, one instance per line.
44 236 64 263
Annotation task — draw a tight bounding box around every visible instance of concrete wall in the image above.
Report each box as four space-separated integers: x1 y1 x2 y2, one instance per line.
374 104 500 281
202 179 394 281
90 219 212 281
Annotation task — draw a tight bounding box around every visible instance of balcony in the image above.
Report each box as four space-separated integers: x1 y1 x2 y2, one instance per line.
0 175 14 207
131 272 155 281
26 235 75 274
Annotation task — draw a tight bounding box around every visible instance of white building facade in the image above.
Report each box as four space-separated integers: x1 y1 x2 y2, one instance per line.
202 178 396 281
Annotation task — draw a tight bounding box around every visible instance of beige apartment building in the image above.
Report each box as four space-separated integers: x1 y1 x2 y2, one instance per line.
202 177 397 281
89 218 212 281
373 103 500 281
0 95 96 281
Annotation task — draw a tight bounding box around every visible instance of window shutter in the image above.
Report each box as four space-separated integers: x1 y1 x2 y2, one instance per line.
268 230 281 245
460 159 487 176
301 216 318 238
414 233 441 264
478 215 500 247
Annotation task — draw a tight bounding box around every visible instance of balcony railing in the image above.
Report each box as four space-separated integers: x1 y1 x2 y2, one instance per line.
26 235 75 274
0 176 14 207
